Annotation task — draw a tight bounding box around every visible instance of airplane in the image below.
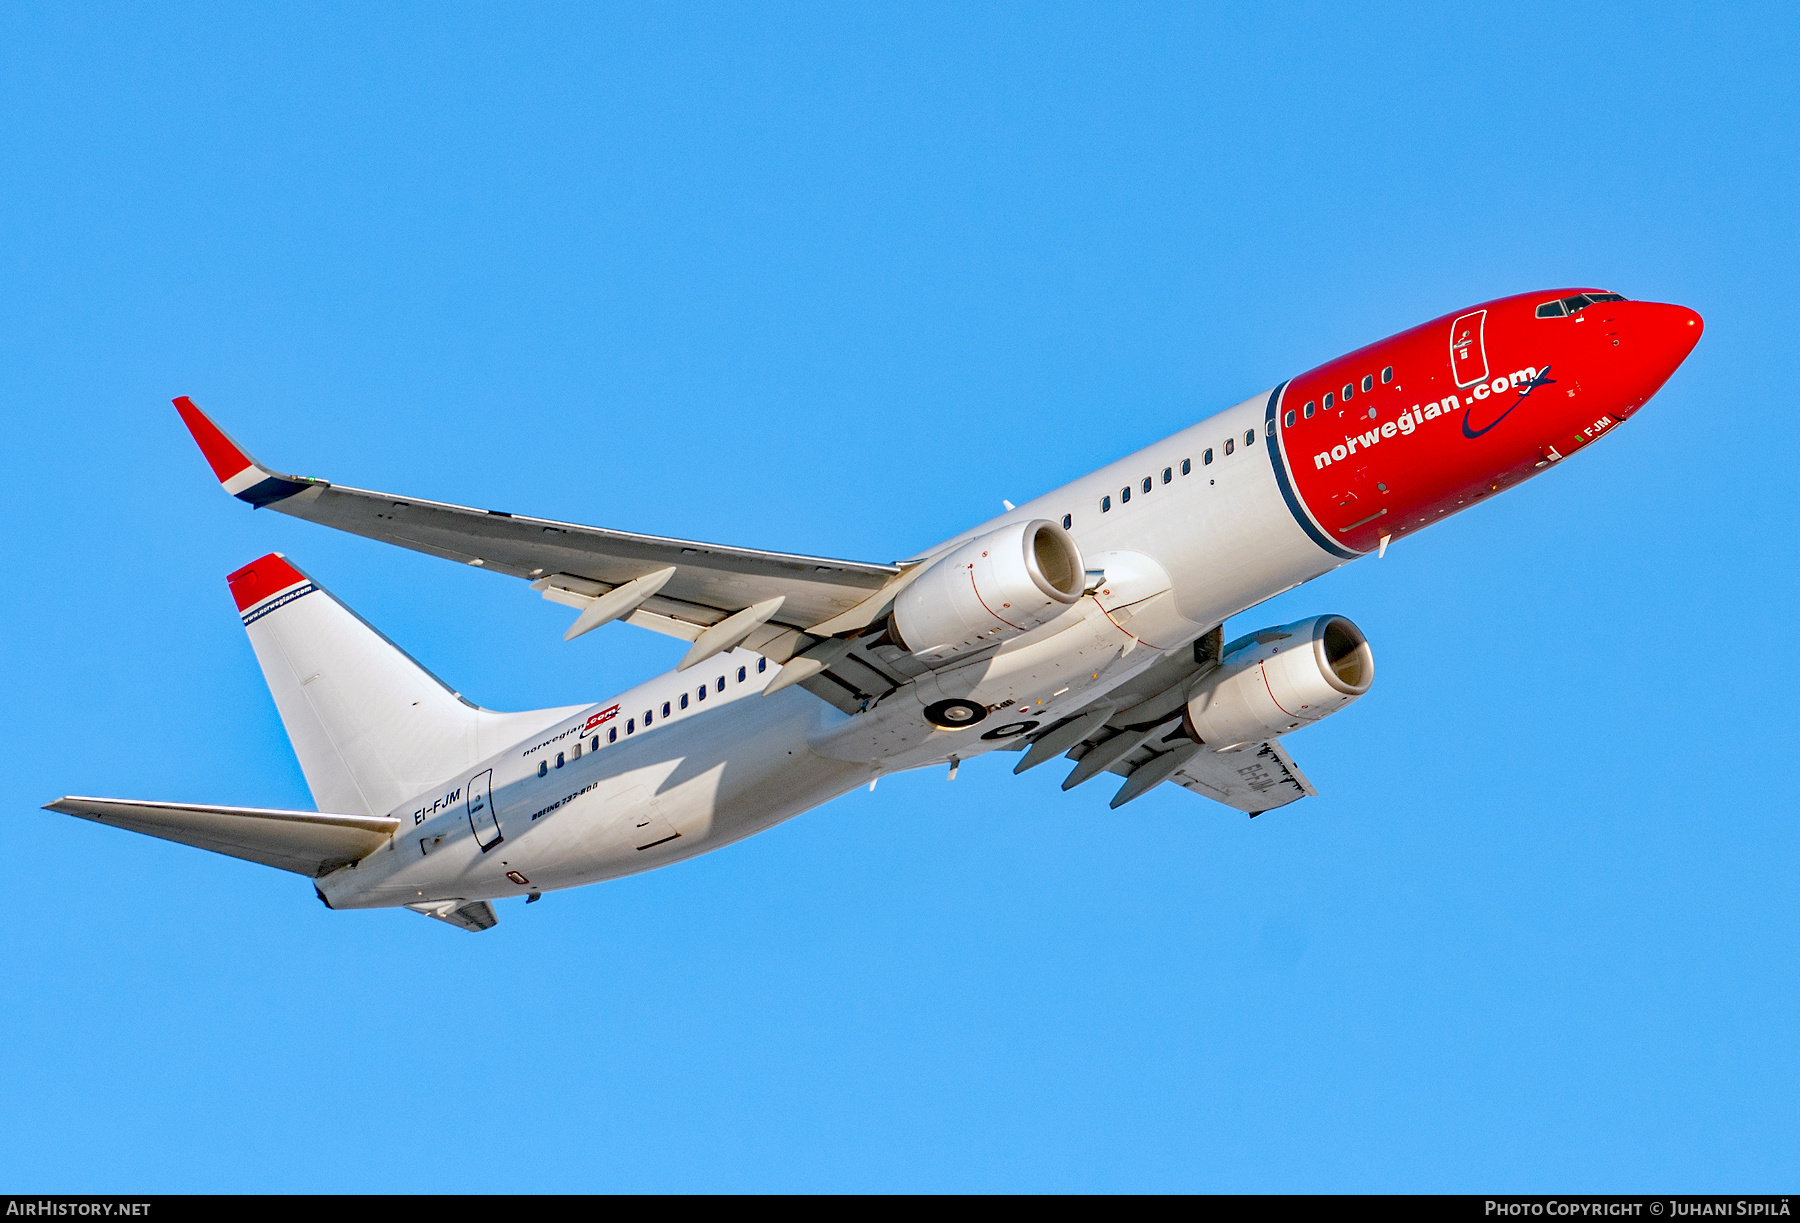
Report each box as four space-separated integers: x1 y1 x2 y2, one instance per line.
45 288 1702 931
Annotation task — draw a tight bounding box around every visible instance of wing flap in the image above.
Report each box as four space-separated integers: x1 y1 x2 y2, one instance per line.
1168 739 1316 815
45 797 399 877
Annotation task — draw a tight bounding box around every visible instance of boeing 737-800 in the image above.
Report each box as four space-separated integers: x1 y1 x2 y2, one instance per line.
46 289 1702 931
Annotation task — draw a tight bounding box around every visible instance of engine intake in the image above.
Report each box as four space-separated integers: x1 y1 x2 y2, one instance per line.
1182 614 1374 749
892 519 1085 664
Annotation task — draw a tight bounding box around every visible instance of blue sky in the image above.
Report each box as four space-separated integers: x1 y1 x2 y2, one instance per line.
4 2 1795 1192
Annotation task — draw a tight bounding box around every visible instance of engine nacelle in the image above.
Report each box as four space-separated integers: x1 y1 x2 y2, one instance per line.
892 519 1086 664
1183 615 1374 749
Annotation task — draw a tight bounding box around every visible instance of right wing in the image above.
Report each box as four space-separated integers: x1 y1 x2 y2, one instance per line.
44 797 399 878
1009 627 1318 816
175 398 923 710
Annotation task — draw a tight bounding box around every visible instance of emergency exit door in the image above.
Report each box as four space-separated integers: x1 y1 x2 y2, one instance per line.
467 770 501 851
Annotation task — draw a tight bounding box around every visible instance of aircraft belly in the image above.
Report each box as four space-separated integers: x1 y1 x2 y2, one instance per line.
805 603 1179 768
325 687 867 906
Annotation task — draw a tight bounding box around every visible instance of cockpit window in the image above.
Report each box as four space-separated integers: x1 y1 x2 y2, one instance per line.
1536 291 1627 318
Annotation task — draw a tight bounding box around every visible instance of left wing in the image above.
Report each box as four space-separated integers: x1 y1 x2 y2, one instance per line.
175 398 918 709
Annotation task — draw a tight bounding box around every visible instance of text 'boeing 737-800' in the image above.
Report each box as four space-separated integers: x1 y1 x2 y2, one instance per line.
45 288 1702 931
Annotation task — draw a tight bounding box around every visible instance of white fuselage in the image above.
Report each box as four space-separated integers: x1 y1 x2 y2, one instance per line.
320 389 1341 910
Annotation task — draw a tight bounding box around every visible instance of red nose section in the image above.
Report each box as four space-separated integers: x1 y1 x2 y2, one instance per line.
1646 301 1704 361
1616 301 1703 413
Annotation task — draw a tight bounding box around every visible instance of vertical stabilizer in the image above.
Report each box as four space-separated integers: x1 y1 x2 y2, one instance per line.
228 554 579 817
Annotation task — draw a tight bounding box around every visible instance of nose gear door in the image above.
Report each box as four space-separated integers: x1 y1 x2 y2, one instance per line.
1449 309 1489 388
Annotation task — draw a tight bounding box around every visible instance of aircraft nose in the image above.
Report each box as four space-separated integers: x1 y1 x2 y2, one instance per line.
1634 300 1704 370
1607 300 1703 412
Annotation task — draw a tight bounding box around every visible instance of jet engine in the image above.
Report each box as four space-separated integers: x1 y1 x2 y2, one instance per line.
1182 615 1374 749
891 519 1086 664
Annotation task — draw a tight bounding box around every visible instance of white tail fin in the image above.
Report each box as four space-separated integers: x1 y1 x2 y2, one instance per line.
228 554 579 817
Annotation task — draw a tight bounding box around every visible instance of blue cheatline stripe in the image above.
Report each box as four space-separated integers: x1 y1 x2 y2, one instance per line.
1264 382 1361 561
235 475 313 508
241 582 317 626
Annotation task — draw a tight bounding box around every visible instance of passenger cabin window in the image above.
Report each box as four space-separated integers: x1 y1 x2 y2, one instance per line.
1062 513 1072 528
608 727 617 743
1101 495 1112 512
662 701 671 718
1305 401 1316 418
555 751 564 768
1361 374 1373 393
1161 467 1172 484
1181 458 1191 475
591 735 600 751
1324 391 1334 409
1141 477 1152 494
1224 438 1234 456
1284 409 1296 427
644 710 653 726
716 677 726 692
1342 382 1353 400
737 666 747 682
757 657 767 672
570 742 581 760
1121 486 1130 503
1244 429 1255 447
680 693 689 709
1381 366 1393 383
696 685 706 701
627 718 635 733
537 760 548 777
1203 449 1213 465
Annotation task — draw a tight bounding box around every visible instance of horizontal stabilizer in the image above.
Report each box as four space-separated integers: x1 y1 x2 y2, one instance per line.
44 796 398 878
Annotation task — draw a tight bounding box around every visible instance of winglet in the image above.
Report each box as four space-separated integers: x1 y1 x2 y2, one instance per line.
173 397 317 508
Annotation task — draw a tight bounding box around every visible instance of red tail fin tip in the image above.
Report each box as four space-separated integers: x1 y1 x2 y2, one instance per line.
227 553 309 612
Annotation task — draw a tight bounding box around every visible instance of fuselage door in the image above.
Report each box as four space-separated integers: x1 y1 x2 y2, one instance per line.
1450 309 1489 387
467 769 502 851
